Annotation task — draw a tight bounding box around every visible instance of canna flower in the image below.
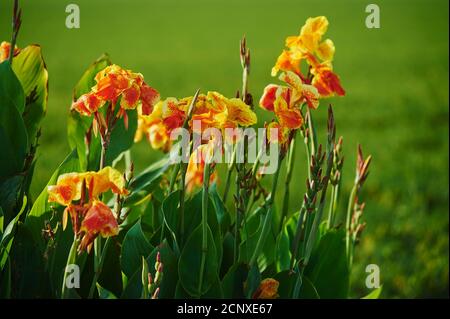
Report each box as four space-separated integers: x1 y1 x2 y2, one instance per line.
206 91 257 128
47 167 128 207
185 143 217 194
271 50 301 77
259 71 319 130
48 173 84 206
286 16 330 57
308 58 345 97
84 166 129 199
135 92 257 152
47 166 128 252
270 16 345 98
79 200 119 252
252 278 279 299
0 41 20 62
71 92 105 116
71 64 160 117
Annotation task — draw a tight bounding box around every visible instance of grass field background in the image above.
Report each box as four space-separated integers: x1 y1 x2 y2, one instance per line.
1 0 448 298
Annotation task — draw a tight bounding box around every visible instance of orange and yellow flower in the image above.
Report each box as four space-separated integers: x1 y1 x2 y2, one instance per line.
79 200 119 252
185 142 217 194
71 64 160 117
135 92 257 152
270 16 345 98
252 278 279 299
47 166 127 252
259 71 319 130
0 41 20 62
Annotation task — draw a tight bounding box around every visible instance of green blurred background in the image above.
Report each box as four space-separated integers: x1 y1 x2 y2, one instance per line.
1 0 448 298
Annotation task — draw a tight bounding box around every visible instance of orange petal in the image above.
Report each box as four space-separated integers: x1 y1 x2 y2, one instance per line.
252 278 279 299
259 84 279 112
140 83 160 115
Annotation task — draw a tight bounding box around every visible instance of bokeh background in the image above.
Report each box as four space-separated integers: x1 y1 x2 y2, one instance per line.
1 0 448 298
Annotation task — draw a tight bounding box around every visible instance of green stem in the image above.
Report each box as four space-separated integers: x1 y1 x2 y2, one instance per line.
222 161 234 203
248 155 282 267
198 163 211 297
61 237 79 299
169 164 180 193
346 185 357 265
303 146 334 267
88 237 112 298
289 206 306 271
179 163 188 244
279 134 297 232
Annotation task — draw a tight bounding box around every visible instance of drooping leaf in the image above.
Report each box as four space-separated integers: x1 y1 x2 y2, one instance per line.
121 219 153 278
178 224 218 297
12 45 49 142
0 62 28 182
304 228 349 298
25 149 80 250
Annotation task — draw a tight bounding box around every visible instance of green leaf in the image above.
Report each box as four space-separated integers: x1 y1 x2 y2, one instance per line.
362 286 383 299
0 196 27 265
98 238 123 298
275 229 291 272
25 149 80 250
0 62 28 181
304 228 349 298
121 220 153 278
161 190 181 235
121 240 177 299
0 61 25 112
244 263 261 298
0 175 24 226
9 223 52 297
105 109 138 165
209 183 230 234
96 283 118 299
222 263 248 298
12 45 49 142
178 224 218 297
183 191 222 265
124 155 170 206
68 54 111 170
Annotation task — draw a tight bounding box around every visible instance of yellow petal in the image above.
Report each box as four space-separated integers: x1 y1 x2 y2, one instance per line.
316 39 335 61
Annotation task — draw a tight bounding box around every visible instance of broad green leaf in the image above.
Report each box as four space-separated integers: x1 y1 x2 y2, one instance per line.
178 224 218 297
304 228 349 298
0 175 23 225
183 191 222 265
9 223 52 297
98 238 123 298
222 263 248 298
12 45 49 142
244 263 261 298
124 155 170 206
275 229 291 272
68 54 111 170
105 109 138 165
0 62 28 181
0 61 25 112
121 220 153 278
25 149 80 250
161 190 181 234
0 196 27 263
209 183 230 234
